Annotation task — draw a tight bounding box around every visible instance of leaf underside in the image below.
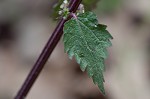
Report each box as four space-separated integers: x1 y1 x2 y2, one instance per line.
63 12 113 94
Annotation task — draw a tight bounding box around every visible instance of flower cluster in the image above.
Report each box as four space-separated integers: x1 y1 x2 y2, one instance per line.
58 0 85 19
58 0 69 19
77 4 85 14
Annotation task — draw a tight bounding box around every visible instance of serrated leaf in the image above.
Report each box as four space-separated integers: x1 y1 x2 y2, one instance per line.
63 12 113 94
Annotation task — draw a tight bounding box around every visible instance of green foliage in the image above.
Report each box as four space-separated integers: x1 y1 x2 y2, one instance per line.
63 12 113 94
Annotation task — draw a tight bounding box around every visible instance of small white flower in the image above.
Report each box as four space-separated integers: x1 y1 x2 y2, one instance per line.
78 4 85 14
63 0 68 4
58 11 62 15
58 0 69 17
82 9 85 13
60 4 64 9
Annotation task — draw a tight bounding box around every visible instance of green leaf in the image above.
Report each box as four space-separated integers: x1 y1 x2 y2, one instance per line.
63 12 113 94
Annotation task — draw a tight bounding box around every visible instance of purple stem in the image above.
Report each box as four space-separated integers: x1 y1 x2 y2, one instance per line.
15 0 82 99
71 13 78 19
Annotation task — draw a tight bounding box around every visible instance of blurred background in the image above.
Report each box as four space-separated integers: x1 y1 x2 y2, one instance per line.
0 0 150 99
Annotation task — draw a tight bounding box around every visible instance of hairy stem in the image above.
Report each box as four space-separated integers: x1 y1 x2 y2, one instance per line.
15 0 82 99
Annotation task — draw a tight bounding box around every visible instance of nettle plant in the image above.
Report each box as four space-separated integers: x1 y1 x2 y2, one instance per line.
15 0 113 99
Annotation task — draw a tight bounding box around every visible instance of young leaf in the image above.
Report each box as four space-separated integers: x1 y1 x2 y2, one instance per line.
63 12 113 94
